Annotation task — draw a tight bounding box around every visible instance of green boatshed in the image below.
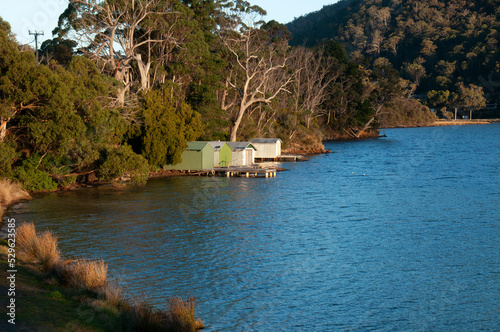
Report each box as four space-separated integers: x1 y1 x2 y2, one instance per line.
208 141 232 167
164 142 214 171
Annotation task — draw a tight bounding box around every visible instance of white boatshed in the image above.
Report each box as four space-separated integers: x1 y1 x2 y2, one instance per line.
249 138 282 159
227 142 256 166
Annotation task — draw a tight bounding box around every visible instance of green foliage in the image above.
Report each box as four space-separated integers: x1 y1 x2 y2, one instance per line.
40 38 77 66
139 85 204 167
0 19 142 188
57 175 78 187
98 146 149 185
455 82 487 111
186 82 230 140
0 141 18 177
48 291 64 300
427 90 451 108
14 158 58 192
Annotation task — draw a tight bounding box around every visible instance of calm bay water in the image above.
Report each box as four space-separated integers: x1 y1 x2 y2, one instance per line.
11 124 500 330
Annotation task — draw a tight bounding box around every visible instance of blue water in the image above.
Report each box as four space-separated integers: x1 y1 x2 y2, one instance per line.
11 124 500 330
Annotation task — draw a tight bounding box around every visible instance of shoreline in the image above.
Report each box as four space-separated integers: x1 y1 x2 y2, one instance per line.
431 119 499 126
3 119 497 209
381 119 500 129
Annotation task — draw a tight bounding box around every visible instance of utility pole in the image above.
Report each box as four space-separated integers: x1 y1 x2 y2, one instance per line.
29 30 44 64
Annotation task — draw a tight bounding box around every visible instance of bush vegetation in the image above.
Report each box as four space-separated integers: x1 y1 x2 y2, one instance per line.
166 297 205 332
288 0 499 108
98 146 150 185
379 97 438 128
14 163 58 192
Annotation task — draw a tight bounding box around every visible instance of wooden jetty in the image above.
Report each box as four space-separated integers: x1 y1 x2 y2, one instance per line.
180 163 279 178
166 164 281 178
208 166 278 178
254 154 307 162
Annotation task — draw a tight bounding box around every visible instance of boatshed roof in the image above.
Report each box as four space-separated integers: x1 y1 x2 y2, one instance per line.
186 142 211 151
249 138 282 144
227 142 257 151
207 141 228 151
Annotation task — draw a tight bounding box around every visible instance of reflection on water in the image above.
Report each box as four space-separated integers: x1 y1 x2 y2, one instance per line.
10 124 500 331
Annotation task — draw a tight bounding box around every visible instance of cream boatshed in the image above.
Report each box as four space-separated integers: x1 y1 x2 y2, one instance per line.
227 142 256 166
249 138 282 160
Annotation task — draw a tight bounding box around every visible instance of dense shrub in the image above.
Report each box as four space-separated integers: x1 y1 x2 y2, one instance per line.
15 164 58 192
33 231 61 270
0 141 18 177
139 86 204 167
124 297 205 332
98 145 150 184
165 297 205 332
57 174 77 187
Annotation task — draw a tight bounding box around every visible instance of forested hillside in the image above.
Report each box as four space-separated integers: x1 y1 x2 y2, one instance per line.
288 0 499 115
0 0 451 191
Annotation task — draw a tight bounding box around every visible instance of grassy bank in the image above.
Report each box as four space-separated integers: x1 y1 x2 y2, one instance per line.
1 223 204 331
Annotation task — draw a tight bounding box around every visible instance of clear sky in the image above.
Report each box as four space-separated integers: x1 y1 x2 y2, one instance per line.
249 0 335 23
1 0 336 45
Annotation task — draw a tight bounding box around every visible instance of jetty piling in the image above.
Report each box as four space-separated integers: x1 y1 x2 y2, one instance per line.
208 166 279 178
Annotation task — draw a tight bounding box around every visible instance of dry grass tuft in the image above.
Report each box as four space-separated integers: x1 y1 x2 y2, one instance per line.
98 280 122 306
124 297 204 332
33 230 61 270
165 297 205 332
0 179 31 218
49 259 72 285
15 222 37 258
126 299 165 332
66 259 108 290
15 223 60 270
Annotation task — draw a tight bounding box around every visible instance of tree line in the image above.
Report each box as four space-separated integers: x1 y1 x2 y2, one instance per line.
1 0 438 191
287 0 497 116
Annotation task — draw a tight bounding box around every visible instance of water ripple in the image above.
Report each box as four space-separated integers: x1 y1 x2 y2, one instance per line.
9 124 500 331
